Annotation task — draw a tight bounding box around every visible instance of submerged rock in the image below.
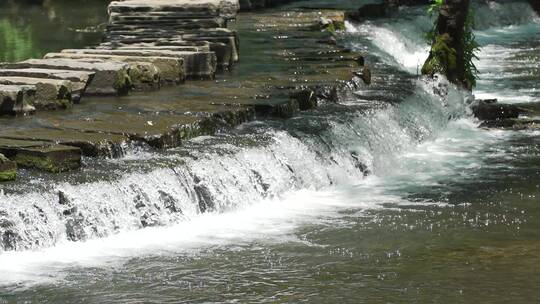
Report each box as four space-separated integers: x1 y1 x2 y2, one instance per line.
480 118 540 131
0 217 20 251
351 151 371 177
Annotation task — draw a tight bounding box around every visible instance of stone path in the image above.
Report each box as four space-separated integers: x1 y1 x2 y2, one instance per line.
0 0 367 181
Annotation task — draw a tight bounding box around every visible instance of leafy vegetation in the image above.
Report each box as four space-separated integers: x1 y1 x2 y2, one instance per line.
462 11 480 88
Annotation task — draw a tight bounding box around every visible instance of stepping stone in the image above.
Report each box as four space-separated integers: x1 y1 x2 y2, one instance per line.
0 128 129 158
0 138 81 173
62 48 216 79
108 0 240 19
44 52 184 85
0 153 17 182
0 85 36 115
0 68 94 102
99 42 210 53
0 77 73 110
107 18 225 29
1 58 132 95
46 112 212 149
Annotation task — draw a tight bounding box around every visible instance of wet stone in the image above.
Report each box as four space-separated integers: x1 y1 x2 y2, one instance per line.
0 153 17 182
0 138 81 173
44 52 184 85
61 48 216 80
480 119 540 131
1 58 133 96
0 85 36 115
47 113 212 149
472 100 521 121
0 128 129 158
0 77 73 110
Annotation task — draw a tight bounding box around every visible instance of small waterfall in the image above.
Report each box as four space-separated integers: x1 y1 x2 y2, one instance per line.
345 21 430 73
0 73 470 254
474 0 540 30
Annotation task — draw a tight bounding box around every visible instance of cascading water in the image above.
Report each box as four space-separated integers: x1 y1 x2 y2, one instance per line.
0 74 469 253
1 1 539 301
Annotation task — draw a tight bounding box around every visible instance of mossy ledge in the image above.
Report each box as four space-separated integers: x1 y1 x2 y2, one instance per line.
0 153 17 182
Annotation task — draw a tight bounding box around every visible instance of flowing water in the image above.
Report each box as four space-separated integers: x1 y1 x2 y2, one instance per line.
1 0 539 303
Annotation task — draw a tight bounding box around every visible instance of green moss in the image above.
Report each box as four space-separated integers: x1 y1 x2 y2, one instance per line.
114 70 132 94
319 21 346 34
334 21 346 31
0 169 16 182
14 153 79 173
421 34 457 76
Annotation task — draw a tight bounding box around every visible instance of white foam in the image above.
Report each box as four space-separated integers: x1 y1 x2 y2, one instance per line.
0 184 391 287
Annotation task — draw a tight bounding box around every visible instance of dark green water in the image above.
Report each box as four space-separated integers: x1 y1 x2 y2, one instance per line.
0 1 539 303
0 0 108 62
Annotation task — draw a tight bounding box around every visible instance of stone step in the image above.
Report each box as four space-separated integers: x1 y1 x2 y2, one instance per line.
108 18 225 28
110 11 222 20
0 77 73 110
0 68 94 103
0 138 81 173
105 40 232 70
109 11 224 19
98 42 210 53
0 68 94 84
45 112 214 149
108 0 240 19
44 52 183 85
61 48 216 79
0 153 17 182
0 85 36 115
0 128 129 158
104 28 239 62
1 58 133 95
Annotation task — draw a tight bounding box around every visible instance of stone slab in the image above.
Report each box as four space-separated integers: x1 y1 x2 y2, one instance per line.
0 85 36 115
0 138 81 172
0 128 129 158
44 52 184 85
1 58 132 95
0 77 73 110
61 48 216 79
108 0 240 19
46 112 209 149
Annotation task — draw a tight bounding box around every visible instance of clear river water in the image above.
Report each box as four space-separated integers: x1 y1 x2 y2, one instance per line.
0 0 539 303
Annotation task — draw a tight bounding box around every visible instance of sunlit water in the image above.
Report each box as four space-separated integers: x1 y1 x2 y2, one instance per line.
1 0 539 303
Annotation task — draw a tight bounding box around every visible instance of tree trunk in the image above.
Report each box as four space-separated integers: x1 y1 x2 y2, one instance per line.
422 0 471 89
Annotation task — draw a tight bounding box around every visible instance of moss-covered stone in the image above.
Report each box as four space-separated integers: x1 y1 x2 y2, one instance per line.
0 153 17 182
0 138 81 173
13 145 81 173
127 62 161 91
422 34 457 77
291 89 317 110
